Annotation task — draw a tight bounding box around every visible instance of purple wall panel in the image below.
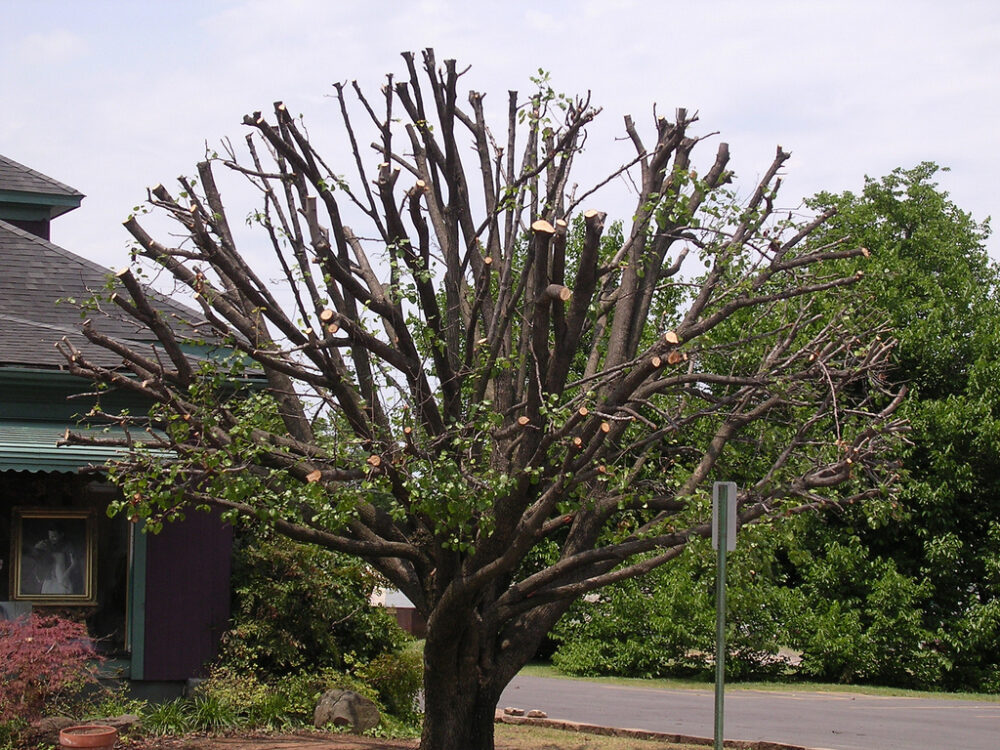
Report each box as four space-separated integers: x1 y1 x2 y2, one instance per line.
142 512 232 681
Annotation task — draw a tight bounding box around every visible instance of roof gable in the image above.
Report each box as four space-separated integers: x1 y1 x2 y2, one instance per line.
0 155 84 221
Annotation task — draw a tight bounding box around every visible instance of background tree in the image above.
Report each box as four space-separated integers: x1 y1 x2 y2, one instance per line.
62 51 904 749
797 164 999 690
551 526 798 681
552 164 998 692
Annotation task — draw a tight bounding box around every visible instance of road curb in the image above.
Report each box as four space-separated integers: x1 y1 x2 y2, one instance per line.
495 711 814 750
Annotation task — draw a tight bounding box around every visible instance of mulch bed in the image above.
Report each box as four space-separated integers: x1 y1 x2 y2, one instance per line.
121 731 419 750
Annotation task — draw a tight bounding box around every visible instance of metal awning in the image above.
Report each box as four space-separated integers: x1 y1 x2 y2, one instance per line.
0 421 153 473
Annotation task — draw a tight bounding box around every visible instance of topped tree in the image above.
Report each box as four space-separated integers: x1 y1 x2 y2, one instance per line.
62 50 905 750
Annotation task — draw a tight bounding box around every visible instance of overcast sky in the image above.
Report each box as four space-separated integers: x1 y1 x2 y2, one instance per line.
3 0 998 266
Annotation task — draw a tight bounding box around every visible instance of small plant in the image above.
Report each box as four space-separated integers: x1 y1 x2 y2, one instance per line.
197 666 296 729
0 613 104 724
84 685 147 722
189 693 238 732
365 712 422 739
142 698 194 736
356 650 423 723
196 665 374 730
271 668 375 725
0 718 27 750
196 667 270 727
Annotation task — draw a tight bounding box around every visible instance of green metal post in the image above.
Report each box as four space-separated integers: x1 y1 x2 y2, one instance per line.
128 521 148 680
714 483 729 750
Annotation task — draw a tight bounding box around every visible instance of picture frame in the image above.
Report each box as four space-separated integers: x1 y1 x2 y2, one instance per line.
10 508 97 605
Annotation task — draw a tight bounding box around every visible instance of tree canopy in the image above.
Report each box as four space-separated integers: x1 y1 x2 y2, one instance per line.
62 50 905 749
552 164 1000 692
807 165 1000 690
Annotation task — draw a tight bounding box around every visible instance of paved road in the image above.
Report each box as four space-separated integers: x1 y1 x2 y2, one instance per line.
501 675 1000 750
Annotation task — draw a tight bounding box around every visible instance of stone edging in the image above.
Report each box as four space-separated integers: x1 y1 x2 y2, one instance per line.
495 711 814 750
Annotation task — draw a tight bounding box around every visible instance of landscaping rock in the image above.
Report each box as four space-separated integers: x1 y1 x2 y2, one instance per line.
30 716 74 746
313 688 381 733
103 713 141 732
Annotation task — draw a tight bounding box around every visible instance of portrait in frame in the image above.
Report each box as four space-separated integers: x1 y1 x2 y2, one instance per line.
10 508 97 605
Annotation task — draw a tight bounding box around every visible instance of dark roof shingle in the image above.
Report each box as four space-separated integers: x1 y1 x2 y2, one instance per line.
0 154 83 199
0 218 206 369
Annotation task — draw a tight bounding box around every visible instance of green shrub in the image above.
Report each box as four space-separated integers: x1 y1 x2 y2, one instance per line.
551 518 970 690
198 665 377 729
552 572 708 678
128 661 419 739
196 668 272 727
356 649 423 722
219 527 408 677
272 669 375 724
940 597 1000 691
0 719 27 750
85 685 147 720
552 536 796 681
189 693 239 732
191 526 422 734
787 535 948 687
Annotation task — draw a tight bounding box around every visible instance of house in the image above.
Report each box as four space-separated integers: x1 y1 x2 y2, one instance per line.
0 155 232 691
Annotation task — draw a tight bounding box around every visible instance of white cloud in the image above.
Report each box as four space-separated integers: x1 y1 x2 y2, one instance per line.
10 28 89 65
1 0 997 264
524 9 556 31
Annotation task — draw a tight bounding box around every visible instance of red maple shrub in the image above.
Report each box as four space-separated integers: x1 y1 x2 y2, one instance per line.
0 613 104 723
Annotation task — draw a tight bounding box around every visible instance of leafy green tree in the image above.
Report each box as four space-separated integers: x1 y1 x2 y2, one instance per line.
553 165 999 692
552 529 799 681
818 163 995 399
62 51 904 748
781 526 946 686
804 164 1000 690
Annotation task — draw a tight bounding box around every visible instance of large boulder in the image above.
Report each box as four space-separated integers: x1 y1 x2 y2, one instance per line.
313 689 381 733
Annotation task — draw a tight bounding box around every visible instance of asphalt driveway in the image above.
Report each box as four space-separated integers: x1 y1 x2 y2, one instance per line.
501 674 1000 750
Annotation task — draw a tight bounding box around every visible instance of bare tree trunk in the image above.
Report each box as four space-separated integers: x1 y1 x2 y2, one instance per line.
421 677 500 750
421 618 506 750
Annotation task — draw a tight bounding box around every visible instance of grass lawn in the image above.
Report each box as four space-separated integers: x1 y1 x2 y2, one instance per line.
496 723 708 750
518 662 1000 702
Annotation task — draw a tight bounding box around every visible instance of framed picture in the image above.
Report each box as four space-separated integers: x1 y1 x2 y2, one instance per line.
10 508 97 605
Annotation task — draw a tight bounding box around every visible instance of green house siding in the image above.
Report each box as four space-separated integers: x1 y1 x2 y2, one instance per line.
0 366 158 472
128 522 148 680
